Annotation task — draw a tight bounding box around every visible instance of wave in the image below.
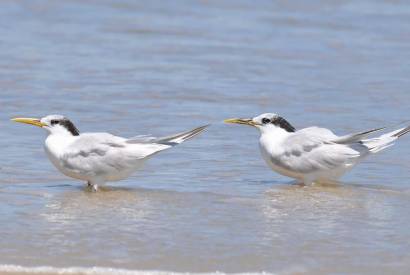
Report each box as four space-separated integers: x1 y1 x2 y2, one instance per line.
0 264 274 275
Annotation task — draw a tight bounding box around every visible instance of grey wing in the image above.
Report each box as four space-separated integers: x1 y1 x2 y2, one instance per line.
60 133 146 177
277 132 361 174
298 126 339 140
299 126 385 145
331 127 385 144
126 134 157 144
127 125 209 146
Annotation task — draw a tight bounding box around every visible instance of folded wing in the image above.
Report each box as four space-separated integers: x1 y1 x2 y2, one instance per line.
60 133 163 178
277 132 360 174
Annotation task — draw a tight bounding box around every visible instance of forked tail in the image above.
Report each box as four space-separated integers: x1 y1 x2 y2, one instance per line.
361 125 410 153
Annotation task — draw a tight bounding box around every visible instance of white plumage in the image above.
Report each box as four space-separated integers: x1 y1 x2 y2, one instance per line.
13 115 208 191
225 113 410 185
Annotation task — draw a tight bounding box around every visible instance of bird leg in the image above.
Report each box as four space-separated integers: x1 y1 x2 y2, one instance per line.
86 181 99 192
92 184 99 192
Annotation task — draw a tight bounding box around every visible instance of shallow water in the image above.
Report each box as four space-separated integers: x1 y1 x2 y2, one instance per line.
1 0 410 274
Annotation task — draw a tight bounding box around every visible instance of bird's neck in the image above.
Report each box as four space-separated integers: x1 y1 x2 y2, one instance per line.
259 126 291 140
259 127 291 153
48 125 74 137
45 133 77 156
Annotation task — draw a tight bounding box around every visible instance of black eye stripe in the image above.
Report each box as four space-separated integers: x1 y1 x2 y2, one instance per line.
262 118 271 124
60 119 80 136
272 116 296 132
49 118 80 136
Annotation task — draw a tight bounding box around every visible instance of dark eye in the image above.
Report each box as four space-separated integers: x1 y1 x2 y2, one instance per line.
262 118 271 124
51 119 59 125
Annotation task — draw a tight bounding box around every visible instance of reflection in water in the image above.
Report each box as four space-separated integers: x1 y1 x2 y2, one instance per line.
261 184 361 240
41 187 161 227
258 183 410 273
262 182 408 225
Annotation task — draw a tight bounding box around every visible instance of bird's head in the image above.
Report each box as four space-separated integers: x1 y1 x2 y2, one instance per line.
12 115 80 136
224 113 296 134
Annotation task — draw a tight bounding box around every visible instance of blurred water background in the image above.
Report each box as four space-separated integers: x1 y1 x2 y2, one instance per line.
0 0 410 274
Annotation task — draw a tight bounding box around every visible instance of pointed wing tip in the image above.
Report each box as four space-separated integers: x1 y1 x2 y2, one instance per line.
188 124 211 135
197 124 211 130
393 125 410 138
363 127 386 135
184 124 210 139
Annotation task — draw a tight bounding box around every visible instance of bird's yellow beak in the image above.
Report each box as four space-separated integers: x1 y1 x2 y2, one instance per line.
11 117 47 127
224 118 256 126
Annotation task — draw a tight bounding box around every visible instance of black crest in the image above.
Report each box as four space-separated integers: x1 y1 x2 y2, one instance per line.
51 118 80 136
272 116 296 132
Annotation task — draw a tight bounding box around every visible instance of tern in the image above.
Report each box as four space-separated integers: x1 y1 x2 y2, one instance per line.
12 115 208 191
225 113 410 185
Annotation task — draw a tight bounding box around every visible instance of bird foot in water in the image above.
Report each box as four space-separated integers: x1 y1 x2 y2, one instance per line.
86 181 99 192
